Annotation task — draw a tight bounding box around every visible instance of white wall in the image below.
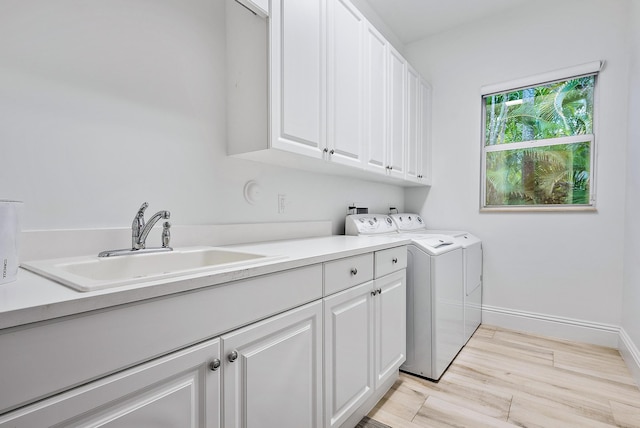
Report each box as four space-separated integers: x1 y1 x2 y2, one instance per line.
405 0 630 344
0 0 404 237
621 0 640 382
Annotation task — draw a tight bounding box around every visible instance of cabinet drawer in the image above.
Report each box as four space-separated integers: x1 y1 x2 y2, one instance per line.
324 253 374 296
375 246 407 278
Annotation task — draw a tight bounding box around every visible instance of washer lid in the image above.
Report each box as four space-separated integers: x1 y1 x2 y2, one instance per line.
412 234 462 255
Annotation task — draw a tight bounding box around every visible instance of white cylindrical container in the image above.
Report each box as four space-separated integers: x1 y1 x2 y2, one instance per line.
0 200 23 284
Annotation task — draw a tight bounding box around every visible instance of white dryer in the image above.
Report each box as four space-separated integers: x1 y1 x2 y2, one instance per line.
421 229 483 343
391 212 483 345
345 213 465 380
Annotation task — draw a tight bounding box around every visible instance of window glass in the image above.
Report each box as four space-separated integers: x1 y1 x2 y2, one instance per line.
485 76 594 146
485 142 591 206
482 74 596 209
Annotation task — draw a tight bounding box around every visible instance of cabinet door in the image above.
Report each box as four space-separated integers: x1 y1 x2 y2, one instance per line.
419 77 432 184
387 45 406 179
0 339 221 428
324 281 374 428
364 23 388 174
222 301 323 428
326 0 364 167
270 0 326 158
405 65 421 182
374 270 406 388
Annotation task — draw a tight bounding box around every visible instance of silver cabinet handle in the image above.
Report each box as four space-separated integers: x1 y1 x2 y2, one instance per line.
209 358 221 371
228 350 238 363
351 268 358 276
392 257 398 264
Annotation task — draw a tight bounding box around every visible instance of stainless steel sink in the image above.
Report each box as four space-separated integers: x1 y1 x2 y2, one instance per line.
22 247 283 292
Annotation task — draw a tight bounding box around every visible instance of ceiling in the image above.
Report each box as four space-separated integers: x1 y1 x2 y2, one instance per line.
362 0 528 45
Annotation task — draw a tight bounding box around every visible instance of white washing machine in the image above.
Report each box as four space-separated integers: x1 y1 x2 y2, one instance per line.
345 214 465 380
390 213 483 344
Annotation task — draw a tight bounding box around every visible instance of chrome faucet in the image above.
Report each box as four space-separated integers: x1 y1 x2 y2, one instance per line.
132 202 171 250
98 202 173 257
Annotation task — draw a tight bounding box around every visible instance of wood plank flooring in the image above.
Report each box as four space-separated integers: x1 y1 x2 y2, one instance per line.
368 325 640 427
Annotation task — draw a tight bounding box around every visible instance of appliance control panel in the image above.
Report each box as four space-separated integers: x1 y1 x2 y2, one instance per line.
345 214 398 236
389 213 427 232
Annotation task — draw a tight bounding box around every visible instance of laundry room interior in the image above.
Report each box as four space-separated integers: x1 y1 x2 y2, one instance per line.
1 0 639 427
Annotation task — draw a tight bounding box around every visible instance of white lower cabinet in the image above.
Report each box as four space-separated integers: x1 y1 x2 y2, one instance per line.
374 270 407 388
0 301 324 428
0 338 222 427
324 251 406 428
222 300 323 428
324 281 375 428
0 246 406 428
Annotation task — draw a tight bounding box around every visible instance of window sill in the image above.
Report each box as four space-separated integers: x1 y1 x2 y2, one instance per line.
480 206 597 213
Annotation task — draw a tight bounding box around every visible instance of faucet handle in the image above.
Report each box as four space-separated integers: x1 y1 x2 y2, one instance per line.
137 202 149 216
162 221 171 248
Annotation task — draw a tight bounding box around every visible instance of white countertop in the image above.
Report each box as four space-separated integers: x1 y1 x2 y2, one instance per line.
0 235 409 330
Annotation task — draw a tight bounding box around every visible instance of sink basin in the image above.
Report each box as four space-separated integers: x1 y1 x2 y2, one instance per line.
22 247 284 292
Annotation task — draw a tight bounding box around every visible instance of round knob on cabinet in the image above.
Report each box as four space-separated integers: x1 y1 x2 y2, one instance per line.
351 268 358 276
329 149 335 155
209 358 221 371
392 257 398 264
371 291 377 296
228 350 239 363
377 288 382 294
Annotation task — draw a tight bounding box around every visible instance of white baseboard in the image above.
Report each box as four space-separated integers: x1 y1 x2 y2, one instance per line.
619 328 640 387
481 305 620 348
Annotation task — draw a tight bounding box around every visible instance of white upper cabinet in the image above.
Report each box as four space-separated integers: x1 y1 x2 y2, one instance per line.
387 45 407 180
406 68 432 184
364 23 388 175
236 0 268 17
271 0 326 158
226 0 431 186
418 78 432 184
326 0 365 167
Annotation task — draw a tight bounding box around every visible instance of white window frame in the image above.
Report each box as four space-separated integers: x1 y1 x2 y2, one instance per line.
480 62 603 212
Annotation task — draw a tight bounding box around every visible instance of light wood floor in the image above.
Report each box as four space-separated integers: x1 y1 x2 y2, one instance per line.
368 325 640 428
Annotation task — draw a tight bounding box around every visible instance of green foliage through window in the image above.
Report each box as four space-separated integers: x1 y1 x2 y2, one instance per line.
482 75 595 208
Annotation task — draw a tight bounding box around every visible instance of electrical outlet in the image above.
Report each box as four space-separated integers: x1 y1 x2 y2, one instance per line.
278 194 286 214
